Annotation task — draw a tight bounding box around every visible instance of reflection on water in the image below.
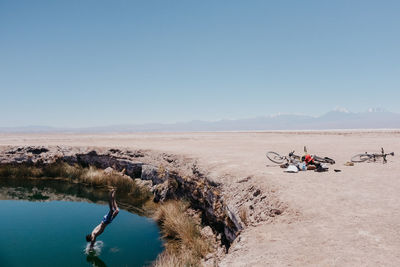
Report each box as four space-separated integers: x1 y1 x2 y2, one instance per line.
85 241 107 267
86 253 107 267
0 177 149 215
0 177 110 202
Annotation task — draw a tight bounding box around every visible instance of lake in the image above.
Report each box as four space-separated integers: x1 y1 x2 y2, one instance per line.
0 179 164 267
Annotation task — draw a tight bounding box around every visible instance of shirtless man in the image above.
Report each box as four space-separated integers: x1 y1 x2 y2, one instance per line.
86 189 119 249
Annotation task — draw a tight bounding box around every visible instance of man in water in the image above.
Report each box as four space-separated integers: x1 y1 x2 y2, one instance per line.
86 189 119 249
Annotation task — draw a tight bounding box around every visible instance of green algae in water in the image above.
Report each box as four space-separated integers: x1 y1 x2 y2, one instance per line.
0 187 164 266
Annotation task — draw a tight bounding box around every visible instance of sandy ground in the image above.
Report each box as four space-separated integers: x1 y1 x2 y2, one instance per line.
1 131 399 266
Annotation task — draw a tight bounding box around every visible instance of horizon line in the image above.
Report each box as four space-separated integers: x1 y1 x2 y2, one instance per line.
1 108 398 130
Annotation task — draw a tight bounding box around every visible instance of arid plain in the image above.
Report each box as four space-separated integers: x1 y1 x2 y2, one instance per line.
1 131 399 266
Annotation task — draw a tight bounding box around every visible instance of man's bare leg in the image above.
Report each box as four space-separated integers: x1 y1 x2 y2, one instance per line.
109 189 119 219
111 190 118 210
108 189 115 211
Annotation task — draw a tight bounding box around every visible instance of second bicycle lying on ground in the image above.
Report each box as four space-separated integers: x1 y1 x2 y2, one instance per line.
351 148 394 164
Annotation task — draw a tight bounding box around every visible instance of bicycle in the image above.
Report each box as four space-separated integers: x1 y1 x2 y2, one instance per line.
266 150 301 165
351 148 394 164
303 146 335 165
311 155 336 165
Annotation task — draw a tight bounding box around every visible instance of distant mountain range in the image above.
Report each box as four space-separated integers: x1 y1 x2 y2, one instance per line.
1 109 400 133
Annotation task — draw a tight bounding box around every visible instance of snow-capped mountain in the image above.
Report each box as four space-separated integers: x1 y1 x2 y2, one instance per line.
1 109 399 133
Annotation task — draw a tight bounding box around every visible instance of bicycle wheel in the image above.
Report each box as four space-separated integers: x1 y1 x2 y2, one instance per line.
266 151 285 164
351 154 372 163
313 155 335 164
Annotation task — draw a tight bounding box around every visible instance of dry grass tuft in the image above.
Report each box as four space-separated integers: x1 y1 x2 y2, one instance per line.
153 250 198 267
41 163 84 179
152 252 181 267
0 164 43 178
239 206 248 226
153 200 211 266
81 166 131 190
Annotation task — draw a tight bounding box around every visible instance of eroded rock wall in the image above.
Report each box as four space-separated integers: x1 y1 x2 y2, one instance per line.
0 145 242 246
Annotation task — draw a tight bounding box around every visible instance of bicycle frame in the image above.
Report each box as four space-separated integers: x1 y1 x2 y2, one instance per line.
352 148 394 164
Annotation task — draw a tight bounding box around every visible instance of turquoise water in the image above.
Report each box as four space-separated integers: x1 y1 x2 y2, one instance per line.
0 182 164 267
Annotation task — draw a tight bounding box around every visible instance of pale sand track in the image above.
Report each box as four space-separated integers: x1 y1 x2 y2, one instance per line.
1 131 399 266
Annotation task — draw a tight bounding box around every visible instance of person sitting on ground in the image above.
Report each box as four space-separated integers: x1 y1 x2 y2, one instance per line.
302 154 321 170
303 154 314 165
302 154 329 172
86 189 119 249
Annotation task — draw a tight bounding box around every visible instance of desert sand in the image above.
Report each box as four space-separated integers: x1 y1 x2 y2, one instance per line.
1 130 399 266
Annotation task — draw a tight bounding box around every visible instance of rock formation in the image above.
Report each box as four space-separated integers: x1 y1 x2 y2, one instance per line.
0 145 243 247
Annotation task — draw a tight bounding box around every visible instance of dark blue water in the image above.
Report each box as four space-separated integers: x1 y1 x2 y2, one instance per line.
0 199 163 267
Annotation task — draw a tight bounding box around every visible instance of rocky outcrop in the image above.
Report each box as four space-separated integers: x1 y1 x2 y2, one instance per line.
0 145 243 246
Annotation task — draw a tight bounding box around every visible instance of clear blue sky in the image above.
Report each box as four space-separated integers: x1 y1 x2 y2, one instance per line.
1 0 399 127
